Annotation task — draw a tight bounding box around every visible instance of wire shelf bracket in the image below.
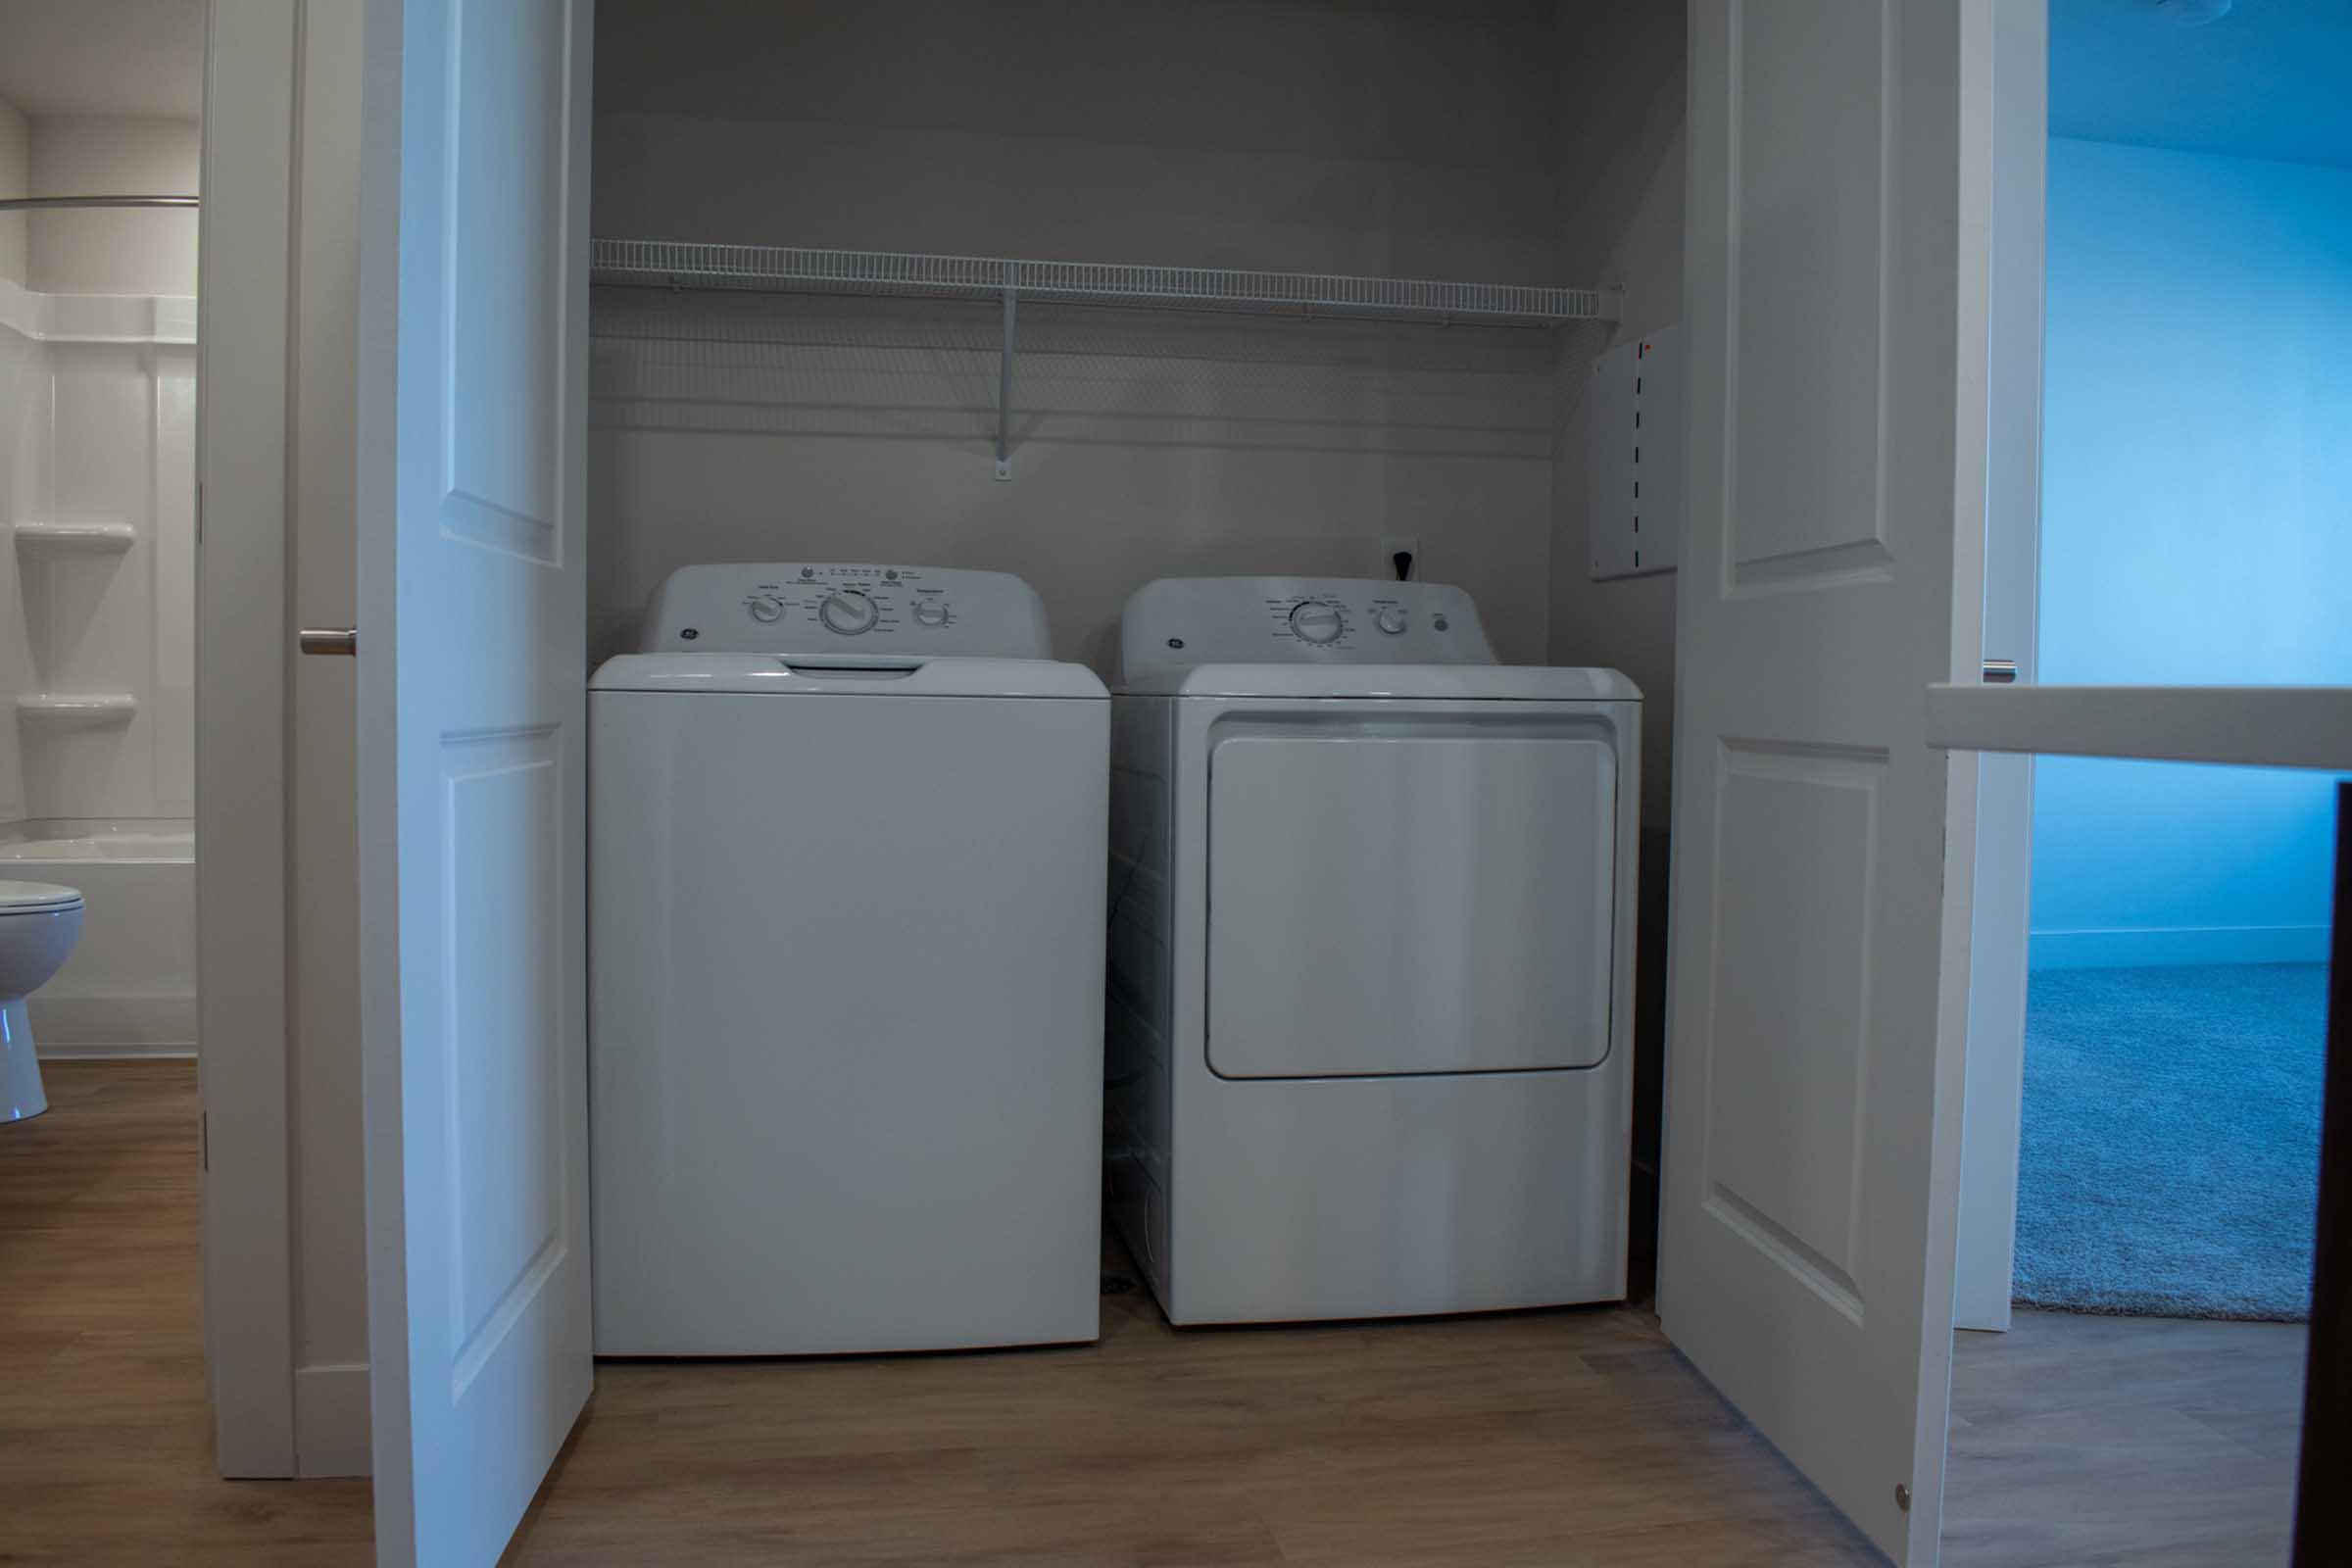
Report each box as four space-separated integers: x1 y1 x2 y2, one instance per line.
997 268 1016 481
591 239 1621 480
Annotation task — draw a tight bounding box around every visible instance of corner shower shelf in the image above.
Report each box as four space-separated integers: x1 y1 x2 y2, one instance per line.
17 693 137 728
15 522 135 557
590 238 1621 479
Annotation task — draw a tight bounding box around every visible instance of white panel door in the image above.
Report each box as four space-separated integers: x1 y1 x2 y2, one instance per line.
1659 2 1994 1563
353 1 593 1563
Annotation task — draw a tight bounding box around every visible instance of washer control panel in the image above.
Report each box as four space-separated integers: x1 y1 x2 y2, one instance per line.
640 564 1054 659
1117 576 1495 679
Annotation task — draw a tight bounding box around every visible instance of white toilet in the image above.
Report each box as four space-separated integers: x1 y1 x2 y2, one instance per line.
0 880 85 1123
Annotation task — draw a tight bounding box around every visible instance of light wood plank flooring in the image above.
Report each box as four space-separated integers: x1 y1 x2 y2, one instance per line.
1944 1311 2306 1568
0 1060 373 1564
511 1273 1878 1566
0 1061 2308 1565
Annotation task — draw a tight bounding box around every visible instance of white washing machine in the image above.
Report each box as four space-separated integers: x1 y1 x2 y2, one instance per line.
1105 576 1640 1325
590 564 1108 1355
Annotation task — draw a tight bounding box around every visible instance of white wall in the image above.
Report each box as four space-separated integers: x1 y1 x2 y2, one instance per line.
27 115 200 296
2030 138 2352 970
0 94 27 286
1544 3 1686 832
588 0 1563 669
0 95 31 816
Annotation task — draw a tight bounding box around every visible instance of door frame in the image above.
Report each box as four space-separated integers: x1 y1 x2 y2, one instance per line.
1951 0 2046 1335
196 0 299 1478
198 0 372 1479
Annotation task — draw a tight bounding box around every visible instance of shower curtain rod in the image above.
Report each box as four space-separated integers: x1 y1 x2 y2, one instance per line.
0 195 198 212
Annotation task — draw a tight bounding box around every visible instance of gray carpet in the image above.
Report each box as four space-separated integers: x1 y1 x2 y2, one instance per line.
2013 962 2328 1322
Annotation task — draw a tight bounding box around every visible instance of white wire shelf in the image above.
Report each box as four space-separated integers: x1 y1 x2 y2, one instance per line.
590 240 1616 326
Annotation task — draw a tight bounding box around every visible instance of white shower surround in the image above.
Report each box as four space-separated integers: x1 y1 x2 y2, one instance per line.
0 277 197 1055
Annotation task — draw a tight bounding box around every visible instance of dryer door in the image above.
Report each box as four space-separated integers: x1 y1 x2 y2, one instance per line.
1206 710 1621 1079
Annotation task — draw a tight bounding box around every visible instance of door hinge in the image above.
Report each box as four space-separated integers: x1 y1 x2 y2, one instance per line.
1895 1482 1912 1512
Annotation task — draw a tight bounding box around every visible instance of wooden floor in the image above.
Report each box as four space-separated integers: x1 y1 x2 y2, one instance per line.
0 1061 2309 1566
1944 1312 2306 1568
0 1060 372 1564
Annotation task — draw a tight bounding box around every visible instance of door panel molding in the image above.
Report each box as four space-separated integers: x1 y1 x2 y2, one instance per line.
358 0 594 1560
1661 2 1996 1560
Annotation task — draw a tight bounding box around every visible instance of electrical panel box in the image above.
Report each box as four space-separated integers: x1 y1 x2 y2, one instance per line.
1587 325 1682 581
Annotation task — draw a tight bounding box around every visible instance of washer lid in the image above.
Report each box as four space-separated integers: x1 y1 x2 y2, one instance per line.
589 653 1107 700
0 878 83 912
1117 663 1640 702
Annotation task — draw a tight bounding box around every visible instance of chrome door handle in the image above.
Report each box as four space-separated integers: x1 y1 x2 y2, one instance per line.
299 626 358 657
1982 659 2018 684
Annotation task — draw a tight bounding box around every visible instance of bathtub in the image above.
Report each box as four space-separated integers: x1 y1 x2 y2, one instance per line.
0 818 196 1056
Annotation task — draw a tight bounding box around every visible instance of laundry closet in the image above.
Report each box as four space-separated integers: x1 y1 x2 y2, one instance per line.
574 0 1688 1301
584 1 1681 708
567 0 1684 1298
182 3 2250 1563
202 0 1695 1545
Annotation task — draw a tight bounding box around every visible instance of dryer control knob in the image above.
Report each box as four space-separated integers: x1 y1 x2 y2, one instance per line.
1290 602 1345 645
912 599 949 627
819 589 879 634
1374 607 1408 635
746 595 784 624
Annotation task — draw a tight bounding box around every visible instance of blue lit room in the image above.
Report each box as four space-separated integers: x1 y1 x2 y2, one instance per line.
2018 0 2351 1322
1941 2 2349 1562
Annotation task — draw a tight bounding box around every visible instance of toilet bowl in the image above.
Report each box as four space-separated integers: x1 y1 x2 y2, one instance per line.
0 880 86 1123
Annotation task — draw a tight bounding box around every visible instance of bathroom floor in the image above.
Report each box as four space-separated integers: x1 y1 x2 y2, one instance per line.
0 1061 2307 1566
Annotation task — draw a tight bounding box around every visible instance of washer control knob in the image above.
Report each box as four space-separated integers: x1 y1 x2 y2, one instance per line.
1290 602 1345 645
746 595 784 624
912 599 949 627
819 589 879 635
1374 607 1408 636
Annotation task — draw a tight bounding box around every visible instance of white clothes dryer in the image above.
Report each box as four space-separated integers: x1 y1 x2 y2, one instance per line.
1104 576 1640 1324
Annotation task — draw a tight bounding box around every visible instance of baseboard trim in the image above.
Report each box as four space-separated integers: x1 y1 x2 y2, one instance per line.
2031 924 2332 971
36 1043 196 1059
29 994 197 1054
294 1362 371 1478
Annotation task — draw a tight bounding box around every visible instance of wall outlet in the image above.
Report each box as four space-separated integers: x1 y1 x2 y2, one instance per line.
1381 534 1423 582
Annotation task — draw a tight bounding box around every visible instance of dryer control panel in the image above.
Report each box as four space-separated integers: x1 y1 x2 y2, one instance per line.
638 564 1054 660
1116 576 1496 680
